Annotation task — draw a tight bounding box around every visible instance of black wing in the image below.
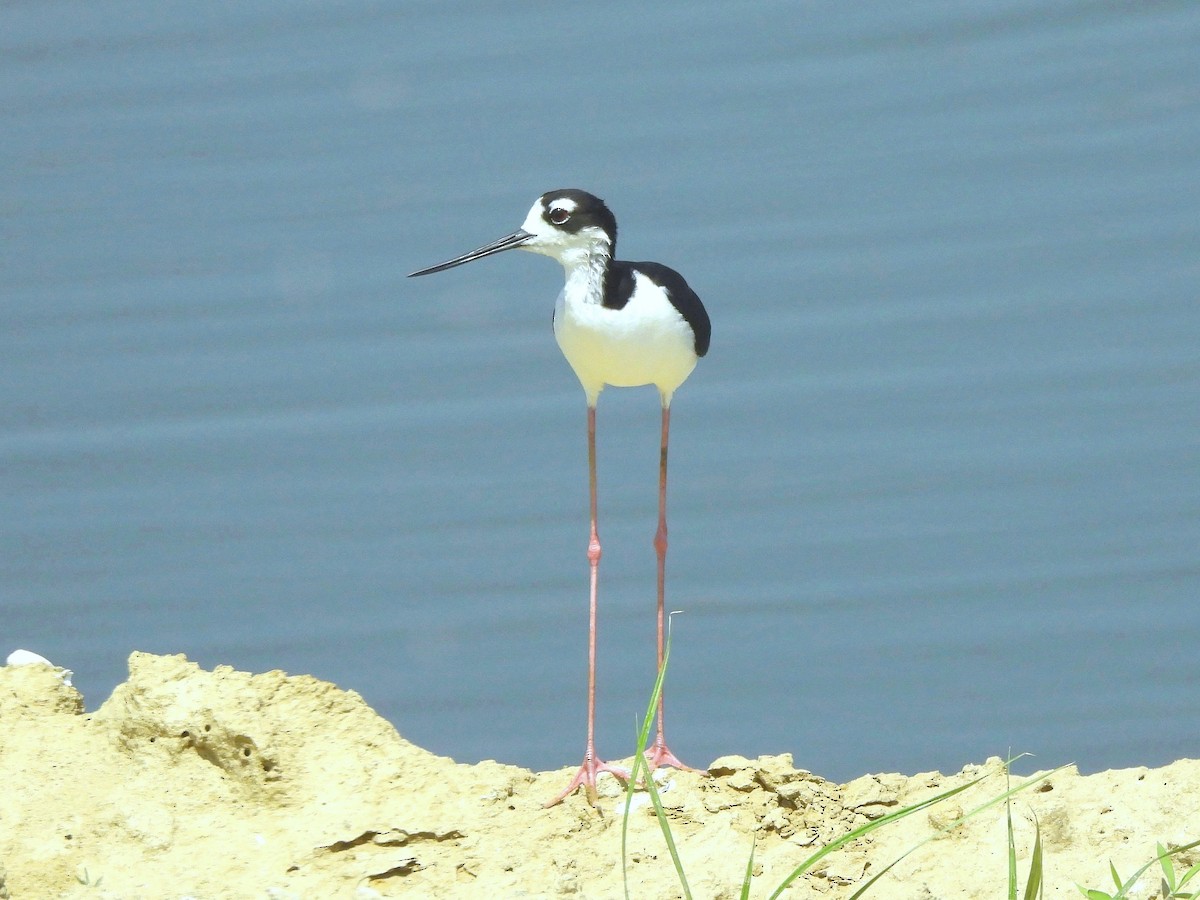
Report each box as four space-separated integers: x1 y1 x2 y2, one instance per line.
605 260 711 358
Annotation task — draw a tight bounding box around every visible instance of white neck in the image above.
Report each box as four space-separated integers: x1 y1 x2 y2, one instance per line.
559 247 609 305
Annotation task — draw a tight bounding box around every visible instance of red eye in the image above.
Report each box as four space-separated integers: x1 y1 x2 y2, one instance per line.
549 207 570 225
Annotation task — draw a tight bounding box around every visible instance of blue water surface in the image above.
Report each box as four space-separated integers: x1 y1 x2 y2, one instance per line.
3 1 1198 781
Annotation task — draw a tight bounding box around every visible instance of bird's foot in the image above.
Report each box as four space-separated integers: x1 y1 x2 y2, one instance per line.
544 754 630 808
644 736 697 773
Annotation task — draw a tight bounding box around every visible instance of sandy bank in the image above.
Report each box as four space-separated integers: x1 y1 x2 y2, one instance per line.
1 653 1194 898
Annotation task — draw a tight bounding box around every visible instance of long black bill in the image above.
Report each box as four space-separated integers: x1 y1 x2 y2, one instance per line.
408 229 535 277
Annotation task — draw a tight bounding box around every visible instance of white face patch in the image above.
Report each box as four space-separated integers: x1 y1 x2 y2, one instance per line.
520 200 554 238
518 194 611 267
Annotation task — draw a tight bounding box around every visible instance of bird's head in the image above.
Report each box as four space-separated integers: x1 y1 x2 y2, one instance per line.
409 189 616 278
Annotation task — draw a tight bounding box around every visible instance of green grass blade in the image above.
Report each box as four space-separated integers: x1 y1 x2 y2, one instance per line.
642 748 692 900
738 838 757 900
621 620 691 900
836 762 1068 900
846 841 937 900
1022 817 1044 900
1160 842 1178 894
1007 776 1018 900
769 759 1052 900
846 859 905 898
790 785 978 900
1087 838 1200 900
1180 856 1200 892
1160 839 1200 898
620 631 662 900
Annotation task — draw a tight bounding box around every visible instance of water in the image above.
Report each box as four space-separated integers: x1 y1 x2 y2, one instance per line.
3 1 1198 782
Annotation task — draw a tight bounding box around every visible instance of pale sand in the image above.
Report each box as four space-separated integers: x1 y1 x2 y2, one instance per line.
1 653 1195 898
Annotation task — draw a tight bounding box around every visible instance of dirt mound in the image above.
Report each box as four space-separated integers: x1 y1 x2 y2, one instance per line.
1 653 1194 898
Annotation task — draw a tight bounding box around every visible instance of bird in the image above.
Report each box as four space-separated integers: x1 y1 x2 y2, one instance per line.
409 189 710 806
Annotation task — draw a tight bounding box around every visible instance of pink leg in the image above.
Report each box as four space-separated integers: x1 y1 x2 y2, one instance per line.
546 404 628 806
646 402 694 772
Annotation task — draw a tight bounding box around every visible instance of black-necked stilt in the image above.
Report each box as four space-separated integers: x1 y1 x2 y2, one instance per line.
409 189 711 806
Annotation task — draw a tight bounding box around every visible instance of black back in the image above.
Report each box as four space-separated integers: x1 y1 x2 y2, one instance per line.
604 260 711 358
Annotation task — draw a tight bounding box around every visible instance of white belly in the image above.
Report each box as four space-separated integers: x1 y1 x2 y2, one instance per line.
553 276 698 405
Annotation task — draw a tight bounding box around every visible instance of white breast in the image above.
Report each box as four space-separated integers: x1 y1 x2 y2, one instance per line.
553 271 699 406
